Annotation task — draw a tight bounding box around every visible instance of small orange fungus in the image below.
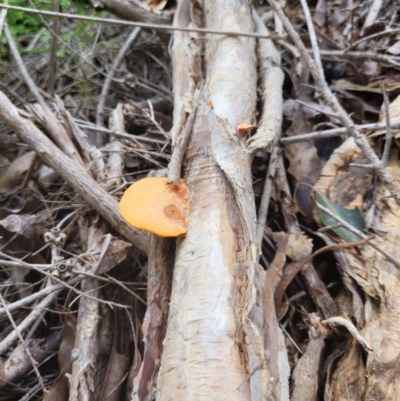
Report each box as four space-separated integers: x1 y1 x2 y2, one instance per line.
237 123 254 137
208 99 214 109
119 177 190 237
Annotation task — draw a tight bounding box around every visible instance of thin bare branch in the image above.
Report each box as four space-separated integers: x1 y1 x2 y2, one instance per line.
47 0 60 97
0 289 62 356
0 294 47 393
281 121 400 144
257 146 280 250
168 98 198 184
0 4 283 40
0 277 81 319
318 49 400 68
0 1 7 36
381 83 392 167
96 27 141 127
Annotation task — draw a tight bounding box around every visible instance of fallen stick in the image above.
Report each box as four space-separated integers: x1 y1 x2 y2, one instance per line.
280 121 400 144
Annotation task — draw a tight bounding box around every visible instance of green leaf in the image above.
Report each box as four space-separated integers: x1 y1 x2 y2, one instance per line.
56 49 65 58
315 191 366 243
40 30 52 41
60 0 71 8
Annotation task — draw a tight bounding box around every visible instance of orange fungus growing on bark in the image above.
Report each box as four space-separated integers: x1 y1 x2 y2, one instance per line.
237 123 254 136
119 177 190 237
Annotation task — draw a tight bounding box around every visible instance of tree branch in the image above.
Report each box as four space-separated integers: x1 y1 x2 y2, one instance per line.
0 91 148 254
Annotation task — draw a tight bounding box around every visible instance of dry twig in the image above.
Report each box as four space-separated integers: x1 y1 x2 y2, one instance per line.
0 4 283 40
381 84 392 167
316 203 400 268
0 294 47 393
0 90 148 253
96 27 141 127
276 155 337 318
281 121 400 144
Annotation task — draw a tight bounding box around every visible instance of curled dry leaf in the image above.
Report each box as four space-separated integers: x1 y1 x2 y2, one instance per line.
146 0 168 11
314 136 400 301
0 151 35 194
323 316 373 352
0 331 62 389
331 77 400 95
0 213 37 237
313 138 371 212
362 271 400 400
119 177 189 237
313 0 327 27
369 94 400 139
326 339 366 401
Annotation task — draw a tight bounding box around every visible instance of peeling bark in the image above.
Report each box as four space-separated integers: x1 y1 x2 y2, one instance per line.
133 236 175 400
134 1 289 400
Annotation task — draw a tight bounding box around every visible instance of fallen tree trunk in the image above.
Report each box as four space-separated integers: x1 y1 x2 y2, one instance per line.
133 0 289 400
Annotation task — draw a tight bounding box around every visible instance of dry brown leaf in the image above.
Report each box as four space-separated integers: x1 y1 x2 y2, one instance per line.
313 138 372 213
387 40 400 55
146 0 168 11
43 317 76 401
313 137 400 302
369 94 400 139
0 151 35 194
0 213 37 237
326 340 366 401
313 134 400 310
332 77 400 94
327 0 351 27
356 61 381 86
362 271 400 400
0 331 62 389
95 237 131 275
99 350 130 401
313 0 327 27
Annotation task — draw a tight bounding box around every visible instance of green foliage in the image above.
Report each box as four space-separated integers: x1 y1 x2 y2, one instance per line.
6 0 51 38
1 0 105 56
60 0 70 8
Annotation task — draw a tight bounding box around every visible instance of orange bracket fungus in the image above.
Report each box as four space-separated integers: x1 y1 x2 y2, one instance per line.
237 123 254 137
119 177 190 237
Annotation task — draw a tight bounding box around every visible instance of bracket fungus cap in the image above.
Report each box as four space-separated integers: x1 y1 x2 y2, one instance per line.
119 177 189 237
237 123 254 137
